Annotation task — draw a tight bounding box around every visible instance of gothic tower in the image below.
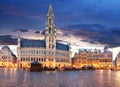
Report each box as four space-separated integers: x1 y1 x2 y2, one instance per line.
45 4 56 49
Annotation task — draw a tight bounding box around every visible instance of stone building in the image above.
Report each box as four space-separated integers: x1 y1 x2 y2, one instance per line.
116 52 120 67
99 48 113 69
17 4 71 69
72 47 113 69
0 45 17 67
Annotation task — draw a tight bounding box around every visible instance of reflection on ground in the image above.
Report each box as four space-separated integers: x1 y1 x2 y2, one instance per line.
0 68 120 87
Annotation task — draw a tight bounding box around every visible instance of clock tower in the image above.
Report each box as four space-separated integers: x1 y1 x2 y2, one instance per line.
45 4 56 50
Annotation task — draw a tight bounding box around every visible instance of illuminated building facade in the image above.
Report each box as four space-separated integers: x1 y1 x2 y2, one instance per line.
99 47 113 69
0 46 17 67
116 52 120 67
17 4 71 69
72 47 113 69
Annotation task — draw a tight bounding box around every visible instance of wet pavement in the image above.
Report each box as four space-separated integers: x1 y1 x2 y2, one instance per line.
0 68 120 87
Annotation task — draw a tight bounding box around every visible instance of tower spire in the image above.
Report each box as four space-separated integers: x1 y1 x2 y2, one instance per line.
45 4 56 36
47 4 54 17
45 4 56 49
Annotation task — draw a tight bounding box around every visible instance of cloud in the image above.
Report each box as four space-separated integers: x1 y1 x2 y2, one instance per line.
1 23 120 48
0 35 17 45
61 24 120 47
34 31 40 34
13 29 41 34
13 29 29 33
41 30 45 35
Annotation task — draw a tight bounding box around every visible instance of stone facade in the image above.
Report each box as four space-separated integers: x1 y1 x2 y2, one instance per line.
17 4 71 69
116 53 120 67
0 46 17 67
72 47 113 69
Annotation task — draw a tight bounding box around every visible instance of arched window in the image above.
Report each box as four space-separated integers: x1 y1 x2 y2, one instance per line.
52 37 54 42
49 28 51 34
49 44 51 49
49 19 52 24
49 37 51 42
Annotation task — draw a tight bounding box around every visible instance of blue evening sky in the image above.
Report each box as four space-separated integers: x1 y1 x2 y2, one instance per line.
0 0 120 55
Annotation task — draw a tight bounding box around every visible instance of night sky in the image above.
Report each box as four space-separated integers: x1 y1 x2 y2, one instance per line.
0 0 120 56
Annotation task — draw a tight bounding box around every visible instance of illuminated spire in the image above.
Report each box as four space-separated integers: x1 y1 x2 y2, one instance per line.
45 4 56 50
46 4 55 34
47 4 54 17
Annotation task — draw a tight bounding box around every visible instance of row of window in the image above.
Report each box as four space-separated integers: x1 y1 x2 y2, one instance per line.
0 60 11 62
20 51 69 57
2 56 10 59
75 59 112 62
87 59 99 61
99 55 112 58
21 58 69 62
56 59 69 62
76 54 112 58
0 51 11 55
21 58 46 62
78 59 112 62
56 52 67 56
76 57 112 60
75 56 112 59
100 59 112 62
21 51 46 55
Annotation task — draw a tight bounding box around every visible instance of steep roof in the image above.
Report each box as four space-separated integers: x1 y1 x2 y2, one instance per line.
56 42 69 51
20 39 69 51
21 39 46 48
